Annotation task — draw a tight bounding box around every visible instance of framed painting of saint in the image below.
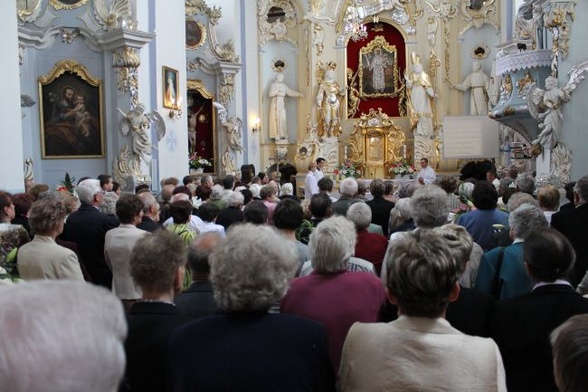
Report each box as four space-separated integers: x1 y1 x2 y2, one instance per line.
38 59 104 158
359 35 399 98
163 66 179 109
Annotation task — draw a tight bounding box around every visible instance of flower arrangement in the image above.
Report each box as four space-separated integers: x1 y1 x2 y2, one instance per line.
336 160 361 178
57 172 76 195
189 153 212 169
389 160 415 177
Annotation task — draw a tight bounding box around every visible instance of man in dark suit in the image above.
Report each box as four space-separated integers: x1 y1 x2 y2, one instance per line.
551 174 588 286
123 230 192 392
136 191 162 232
215 191 244 231
492 229 588 392
332 178 362 216
174 232 220 319
366 179 395 237
62 179 119 288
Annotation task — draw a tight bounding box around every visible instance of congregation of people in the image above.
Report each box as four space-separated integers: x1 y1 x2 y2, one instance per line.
2 161 588 392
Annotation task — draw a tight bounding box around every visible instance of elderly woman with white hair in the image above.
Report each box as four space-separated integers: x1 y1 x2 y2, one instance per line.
0 281 127 392
281 216 386 372
279 182 299 202
476 203 548 299
338 230 506 392
346 202 388 275
215 190 244 230
388 197 414 235
381 185 450 285
168 224 335 391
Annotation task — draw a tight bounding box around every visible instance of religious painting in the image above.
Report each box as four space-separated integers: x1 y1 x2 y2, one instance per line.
38 59 104 159
187 79 216 174
49 0 88 10
358 35 399 98
163 66 179 109
186 20 206 50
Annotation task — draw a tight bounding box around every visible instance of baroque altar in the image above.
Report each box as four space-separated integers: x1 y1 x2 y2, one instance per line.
348 108 405 179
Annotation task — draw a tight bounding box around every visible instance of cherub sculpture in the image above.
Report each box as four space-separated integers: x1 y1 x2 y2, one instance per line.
213 102 244 153
527 60 588 149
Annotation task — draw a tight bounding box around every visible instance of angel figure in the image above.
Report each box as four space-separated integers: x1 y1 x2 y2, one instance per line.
347 68 365 118
213 102 244 152
528 62 588 149
118 104 165 165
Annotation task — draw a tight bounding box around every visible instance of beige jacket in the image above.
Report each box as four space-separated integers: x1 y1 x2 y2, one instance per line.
338 316 506 392
105 224 149 300
17 235 84 281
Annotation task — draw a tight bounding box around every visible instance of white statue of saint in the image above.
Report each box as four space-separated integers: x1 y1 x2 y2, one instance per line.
405 56 435 137
268 73 303 140
453 60 490 116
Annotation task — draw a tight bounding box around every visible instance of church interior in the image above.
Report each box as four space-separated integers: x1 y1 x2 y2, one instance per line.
3 1 588 390
3 0 588 193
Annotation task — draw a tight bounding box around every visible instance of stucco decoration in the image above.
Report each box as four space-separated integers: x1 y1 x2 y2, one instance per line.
17 0 43 24
93 0 133 31
550 142 572 185
424 0 456 84
186 0 240 63
113 47 140 107
219 73 235 107
295 114 321 174
59 28 80 44
213 101 244 154
258 0 298 46
544 2 576 62
414 136 435 164
336 0 421 44
457 0 498 37
50 0 88 11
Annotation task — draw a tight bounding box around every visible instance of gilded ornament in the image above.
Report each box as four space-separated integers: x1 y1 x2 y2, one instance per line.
50 0 88 11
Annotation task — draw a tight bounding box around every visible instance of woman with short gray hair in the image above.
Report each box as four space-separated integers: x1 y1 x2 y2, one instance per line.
168 223 336 391
338 230 506 391
410 185 450 228
281 216 386 372
17 197 84 281
476 204 548 299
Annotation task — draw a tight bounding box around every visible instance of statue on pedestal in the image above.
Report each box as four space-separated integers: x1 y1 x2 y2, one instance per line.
269 72 303 141
316 62 344 138
451 60 490 115
405 54 435 137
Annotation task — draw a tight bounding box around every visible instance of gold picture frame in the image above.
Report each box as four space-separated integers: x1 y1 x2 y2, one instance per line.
359 36 399 98
49 0 88 10
163 66 180 109
38 59 104 159
186 20 207 50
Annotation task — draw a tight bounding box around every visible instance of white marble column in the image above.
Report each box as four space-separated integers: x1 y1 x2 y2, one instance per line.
1 1 25 192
